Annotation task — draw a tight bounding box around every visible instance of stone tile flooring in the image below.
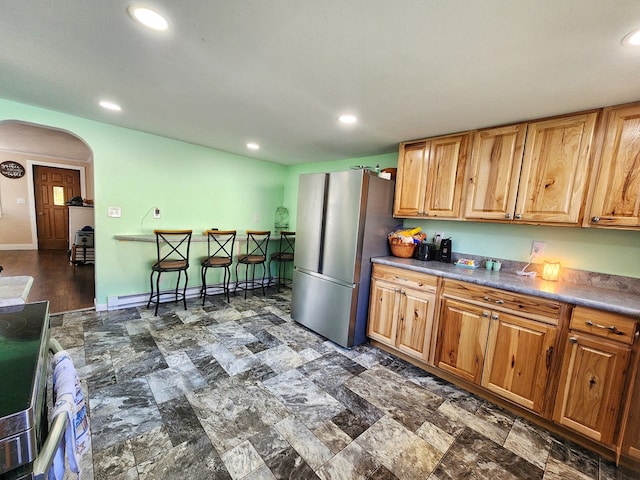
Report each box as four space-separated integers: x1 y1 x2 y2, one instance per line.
50 288 638 480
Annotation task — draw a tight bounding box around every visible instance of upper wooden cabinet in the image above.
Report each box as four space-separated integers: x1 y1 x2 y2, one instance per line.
516 112 598 224
395 133 469 218
464 124 527 221
586 102 640 229
464 113 598 224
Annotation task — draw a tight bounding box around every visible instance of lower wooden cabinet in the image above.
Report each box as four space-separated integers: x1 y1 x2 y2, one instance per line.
367 265 437 362
553 332 631 445
368 267 640 470
435 298 490 383
621 359 640 462
482 312 557 414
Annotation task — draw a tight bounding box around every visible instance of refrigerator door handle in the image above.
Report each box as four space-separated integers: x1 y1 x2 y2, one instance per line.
294 267 356 289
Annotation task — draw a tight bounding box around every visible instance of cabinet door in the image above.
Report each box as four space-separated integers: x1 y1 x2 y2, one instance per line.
621 360 640 460
423 133 470 218
394 142 429 217
367 278 400 346
436 298 490 384
464 124 527 221
396 288 436 361
588 103 640 228
482 312 557 413
516 112 597 224
553 332 630 445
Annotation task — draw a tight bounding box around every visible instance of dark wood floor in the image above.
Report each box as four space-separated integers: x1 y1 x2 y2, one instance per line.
0 250 95 313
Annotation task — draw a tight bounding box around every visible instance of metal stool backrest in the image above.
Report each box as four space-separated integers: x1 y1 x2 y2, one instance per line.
243 230 271 261
154 229 192 268
204 229 236 260
278 231 295 257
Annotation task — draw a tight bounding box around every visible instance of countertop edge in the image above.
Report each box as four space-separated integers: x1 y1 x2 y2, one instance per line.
0 275 34 307
372 257 640 318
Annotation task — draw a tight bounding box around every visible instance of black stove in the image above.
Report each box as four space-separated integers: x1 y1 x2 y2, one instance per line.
0 301 50 477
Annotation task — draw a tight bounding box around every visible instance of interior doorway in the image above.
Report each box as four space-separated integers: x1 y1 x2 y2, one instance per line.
0 120 95 311
33 165 81 250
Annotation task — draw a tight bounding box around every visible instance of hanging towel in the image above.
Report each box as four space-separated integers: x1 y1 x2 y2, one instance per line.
49 350 88 480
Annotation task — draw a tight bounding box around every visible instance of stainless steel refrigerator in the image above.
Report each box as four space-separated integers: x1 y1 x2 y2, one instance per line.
291 169 396 348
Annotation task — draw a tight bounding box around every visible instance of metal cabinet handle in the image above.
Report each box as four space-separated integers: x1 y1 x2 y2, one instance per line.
491 313 499 320
592 216 600 223
483 296 491 301
494 299 504 305
585 320 623 335
515 213 522 220
569 336 578 344
505 213 511 219
482 311 490 318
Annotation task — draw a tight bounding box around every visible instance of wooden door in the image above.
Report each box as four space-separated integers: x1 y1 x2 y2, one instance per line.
367 278 400 346
34 166 81 250
436 298 490 384
482 312 557 413
464 124 527 221
515 112 597 224
587 103 640 228
553 332 630 445
394 141 429 217
423 133 469 218
395 287 436 361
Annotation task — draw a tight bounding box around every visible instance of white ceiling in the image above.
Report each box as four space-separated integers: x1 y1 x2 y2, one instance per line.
1 1 640 165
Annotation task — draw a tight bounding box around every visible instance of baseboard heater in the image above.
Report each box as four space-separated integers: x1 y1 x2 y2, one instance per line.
101 279 273 311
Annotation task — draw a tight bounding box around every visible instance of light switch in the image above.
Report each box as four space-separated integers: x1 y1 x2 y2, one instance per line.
108 206 122 218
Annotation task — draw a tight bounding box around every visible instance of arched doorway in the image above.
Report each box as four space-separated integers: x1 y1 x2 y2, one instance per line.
0 120 95 312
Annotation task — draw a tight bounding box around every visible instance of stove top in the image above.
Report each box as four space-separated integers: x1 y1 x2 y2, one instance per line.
0 301 50 430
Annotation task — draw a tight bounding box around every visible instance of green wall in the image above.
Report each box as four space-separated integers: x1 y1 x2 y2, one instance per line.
0 99 286 308
2 98 638 311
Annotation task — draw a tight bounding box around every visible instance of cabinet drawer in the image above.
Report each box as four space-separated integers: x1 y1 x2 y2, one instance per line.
372 265 437 292
442 280 561 324
570 306 639 345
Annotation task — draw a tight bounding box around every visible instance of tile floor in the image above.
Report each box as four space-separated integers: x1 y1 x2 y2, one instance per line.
49 287 638 480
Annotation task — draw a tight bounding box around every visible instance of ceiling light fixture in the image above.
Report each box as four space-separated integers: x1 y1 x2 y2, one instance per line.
247 142 260 150
621 28 640 46
99 100 122 112
127 5 169 31
339 114 357 124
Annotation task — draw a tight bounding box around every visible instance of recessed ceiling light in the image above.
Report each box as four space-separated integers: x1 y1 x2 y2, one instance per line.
128 5 169 31
247 142 260 150
99 100 122 112
621 28 640 47
339 114 357 124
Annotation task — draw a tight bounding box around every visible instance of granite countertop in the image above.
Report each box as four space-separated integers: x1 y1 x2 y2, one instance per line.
372 256 640 319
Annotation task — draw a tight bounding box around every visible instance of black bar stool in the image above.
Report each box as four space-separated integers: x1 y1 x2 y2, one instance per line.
268 231 295 289
234 230 270 299
200 229 236 304
147 229 192 316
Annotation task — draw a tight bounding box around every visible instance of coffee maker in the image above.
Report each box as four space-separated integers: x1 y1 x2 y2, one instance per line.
437 238 452 263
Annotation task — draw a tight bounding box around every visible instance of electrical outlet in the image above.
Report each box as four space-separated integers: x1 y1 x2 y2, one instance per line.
253 213 260 223
531 241 545 256
153 207 160 219
107 206 121 218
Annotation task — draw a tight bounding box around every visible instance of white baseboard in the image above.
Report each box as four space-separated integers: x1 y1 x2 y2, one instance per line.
0 244 37 250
